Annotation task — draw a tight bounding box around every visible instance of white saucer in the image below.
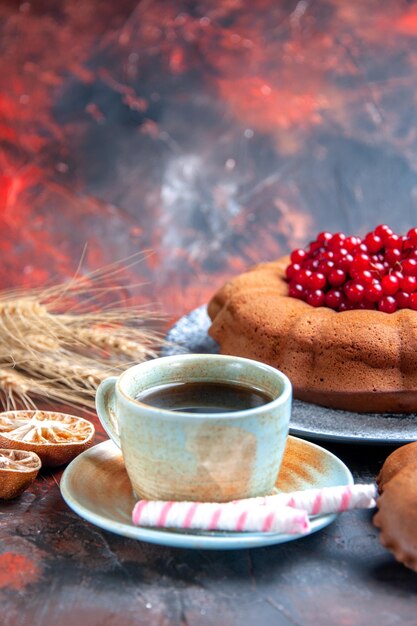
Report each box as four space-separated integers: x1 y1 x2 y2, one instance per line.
60 436 353 550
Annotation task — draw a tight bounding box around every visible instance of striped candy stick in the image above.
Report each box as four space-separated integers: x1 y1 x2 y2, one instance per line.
132 500 310 534
231 483 378 515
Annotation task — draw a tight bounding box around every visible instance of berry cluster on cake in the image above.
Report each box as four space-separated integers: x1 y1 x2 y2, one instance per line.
286 224 417 313
208 225 417 413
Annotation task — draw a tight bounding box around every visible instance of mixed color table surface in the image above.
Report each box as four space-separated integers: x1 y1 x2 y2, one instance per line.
2 1 417 624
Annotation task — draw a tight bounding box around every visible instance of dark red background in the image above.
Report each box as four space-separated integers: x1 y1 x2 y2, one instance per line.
2 0 417 317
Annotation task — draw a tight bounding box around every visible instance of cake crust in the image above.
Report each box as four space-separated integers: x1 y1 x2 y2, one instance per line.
208 256 417 413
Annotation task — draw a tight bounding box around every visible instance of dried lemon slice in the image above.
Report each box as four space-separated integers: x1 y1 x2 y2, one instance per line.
0 448 41 499
0 410 95 467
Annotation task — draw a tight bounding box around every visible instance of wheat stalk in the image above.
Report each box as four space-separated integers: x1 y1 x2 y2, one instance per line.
0 256 166 414
0 369 34 410
70 327 159 359
5 350 106 388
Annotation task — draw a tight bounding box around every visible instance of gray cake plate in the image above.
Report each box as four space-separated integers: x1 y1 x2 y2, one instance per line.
162 305 417 445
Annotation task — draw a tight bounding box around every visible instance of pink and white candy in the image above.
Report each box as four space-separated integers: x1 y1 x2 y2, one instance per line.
132 484 377 534
132 500 310 535
234 483 378 515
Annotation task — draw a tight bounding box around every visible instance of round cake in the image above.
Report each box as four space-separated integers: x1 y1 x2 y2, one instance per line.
208 255 417 413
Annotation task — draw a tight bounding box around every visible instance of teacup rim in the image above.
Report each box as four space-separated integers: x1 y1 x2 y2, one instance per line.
115 353 292 420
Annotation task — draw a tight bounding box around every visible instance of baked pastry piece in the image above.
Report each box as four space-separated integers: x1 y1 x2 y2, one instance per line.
208 256 417 413
374 462 417 572
374 443 417 571
376 442 417 491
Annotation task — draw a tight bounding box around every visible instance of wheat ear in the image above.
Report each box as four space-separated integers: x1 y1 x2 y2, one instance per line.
0 256 166 413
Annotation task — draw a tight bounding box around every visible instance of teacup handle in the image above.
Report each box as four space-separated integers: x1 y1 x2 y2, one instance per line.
95 376 121 449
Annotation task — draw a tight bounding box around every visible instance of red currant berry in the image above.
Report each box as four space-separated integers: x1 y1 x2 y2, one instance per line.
401 258 417 276
303 259 320 271
402 236 414 252
297 269 312 287
401 275 417 293
344 281 365 303
351 253 371 271
290 248 308 264
286 263 302 280
307 272 326 290
381 274 400 295
344 236 361 252
317 260 335 275
306 289 325 307
336 253 354 271
410 293 417 310
328 268 346 287
351 269 374 284
375 224 394 240
407 228 417 246
384 248 402 265
365 282 383 302
288 282 305 299
385 234 402 249
328 233 346 251
364 233 383 253
317 231 333 244
396 291 410 309
332 248 349 263
378 296 397 313
325 289 344 310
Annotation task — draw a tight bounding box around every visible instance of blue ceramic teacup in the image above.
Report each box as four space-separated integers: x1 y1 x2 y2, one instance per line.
95 354 292 502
